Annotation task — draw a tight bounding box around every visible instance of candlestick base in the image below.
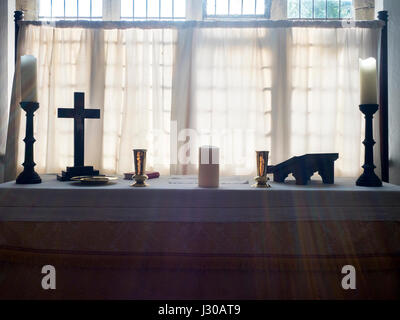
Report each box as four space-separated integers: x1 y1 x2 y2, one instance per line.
131 174 149 187
252 176 271 188
356 171 382 187
16 169 42 185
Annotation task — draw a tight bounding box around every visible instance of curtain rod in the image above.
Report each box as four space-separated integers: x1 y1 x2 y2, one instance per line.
19 19 385 30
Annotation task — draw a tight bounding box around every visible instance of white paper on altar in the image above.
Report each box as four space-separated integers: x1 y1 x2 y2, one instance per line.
169 175 249 184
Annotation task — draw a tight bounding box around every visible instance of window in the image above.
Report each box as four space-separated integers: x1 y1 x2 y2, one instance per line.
38 0 354 21
204 0 271 18
39 0 103 20
121 0 186 20
287 0 353 19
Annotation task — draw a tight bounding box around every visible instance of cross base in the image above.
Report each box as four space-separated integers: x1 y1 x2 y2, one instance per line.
356 171 383 187
57 166 100 181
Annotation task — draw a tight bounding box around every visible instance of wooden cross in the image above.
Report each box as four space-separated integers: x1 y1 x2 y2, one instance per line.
58 92 100 168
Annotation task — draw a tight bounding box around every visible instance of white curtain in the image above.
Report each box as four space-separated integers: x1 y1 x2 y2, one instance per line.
9 25 175 178
289 27 380 177
171 26 380 176
6 24 380 179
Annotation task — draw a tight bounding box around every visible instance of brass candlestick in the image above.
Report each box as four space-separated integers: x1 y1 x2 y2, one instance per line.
253 151 271 188
131 149 149 187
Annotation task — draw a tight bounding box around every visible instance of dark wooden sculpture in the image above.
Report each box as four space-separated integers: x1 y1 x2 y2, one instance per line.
57 92 101 181
267 154 339 185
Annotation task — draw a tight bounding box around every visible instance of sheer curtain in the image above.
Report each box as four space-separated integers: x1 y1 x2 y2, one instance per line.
171 25 380 176
5 23 380 180
288 27 380 177
6 24 175 180
171 27 283 175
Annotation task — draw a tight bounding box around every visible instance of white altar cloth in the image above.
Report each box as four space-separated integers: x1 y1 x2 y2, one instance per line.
0 175 399 222
0 175 399 299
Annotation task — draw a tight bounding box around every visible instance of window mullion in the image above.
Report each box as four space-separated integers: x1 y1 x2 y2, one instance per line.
103 0 121 20
187 0 203 20
326 0 328 18
102 0 110 20
312 0 314 18
299 0 301 18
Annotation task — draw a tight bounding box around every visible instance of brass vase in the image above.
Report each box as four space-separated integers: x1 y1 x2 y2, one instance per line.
131 149 149 187
253 151 271 188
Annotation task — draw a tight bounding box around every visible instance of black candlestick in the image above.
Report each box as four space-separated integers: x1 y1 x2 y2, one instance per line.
356 104 382 187
16 102 42 184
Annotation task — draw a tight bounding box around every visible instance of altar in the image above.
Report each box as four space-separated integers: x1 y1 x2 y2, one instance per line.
0 175 399 300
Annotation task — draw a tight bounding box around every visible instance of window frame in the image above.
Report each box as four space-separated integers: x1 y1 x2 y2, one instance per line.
37 0 355 21
120 0 187 21
287 0 354 20
38 0 191 21
202 0 272 20
38 0 104 20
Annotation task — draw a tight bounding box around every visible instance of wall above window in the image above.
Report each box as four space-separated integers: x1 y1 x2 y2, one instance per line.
16 0 39 20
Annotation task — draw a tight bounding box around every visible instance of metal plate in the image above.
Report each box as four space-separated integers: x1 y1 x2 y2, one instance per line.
71 176 118 185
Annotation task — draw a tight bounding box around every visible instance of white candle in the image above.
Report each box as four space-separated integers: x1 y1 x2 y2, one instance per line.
20 55 38 102
359 57 378 105
198 146 219 188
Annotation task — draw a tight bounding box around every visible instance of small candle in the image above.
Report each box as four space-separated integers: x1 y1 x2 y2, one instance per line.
359 57 377 105
198 146 219 188
21 55 38 102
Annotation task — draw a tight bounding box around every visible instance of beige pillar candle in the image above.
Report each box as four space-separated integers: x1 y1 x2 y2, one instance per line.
21 55 38 103
360 57 377 105
198 146 219 188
